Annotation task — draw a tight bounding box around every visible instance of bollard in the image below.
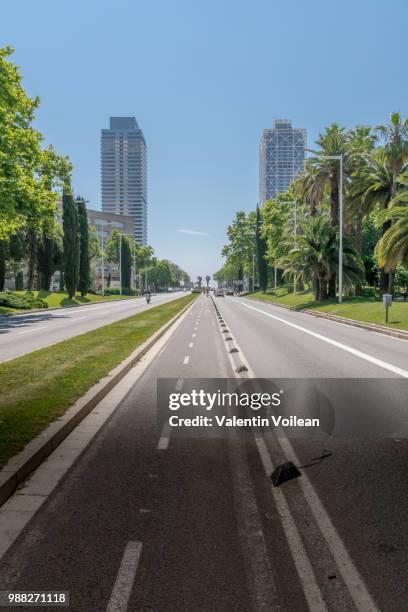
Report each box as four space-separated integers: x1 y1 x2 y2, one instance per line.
383 293 392 323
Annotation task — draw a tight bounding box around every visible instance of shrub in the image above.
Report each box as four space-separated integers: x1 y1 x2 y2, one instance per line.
0 292 48 310
103 287 138 296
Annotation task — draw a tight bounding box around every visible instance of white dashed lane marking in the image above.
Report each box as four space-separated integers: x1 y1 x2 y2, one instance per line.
106 541 143 612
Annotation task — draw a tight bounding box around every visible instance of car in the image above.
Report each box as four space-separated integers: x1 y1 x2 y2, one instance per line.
215 289 225 297
226 288 234 295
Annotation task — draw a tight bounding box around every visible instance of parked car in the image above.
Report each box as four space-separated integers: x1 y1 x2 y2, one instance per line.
225 288 234 295
215 289 225 297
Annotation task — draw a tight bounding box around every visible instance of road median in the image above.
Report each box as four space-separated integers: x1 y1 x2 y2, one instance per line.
0 294 197 506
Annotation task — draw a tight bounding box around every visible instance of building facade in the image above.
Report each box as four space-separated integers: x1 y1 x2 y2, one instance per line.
55 202 134 290
259 119 306 205
101 117 147 245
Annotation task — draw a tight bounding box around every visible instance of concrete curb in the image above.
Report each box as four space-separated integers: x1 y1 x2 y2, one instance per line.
0 296 141 318
0 296 197 507
241 296 408 341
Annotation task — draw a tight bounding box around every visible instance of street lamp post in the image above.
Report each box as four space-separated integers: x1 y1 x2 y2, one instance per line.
324 155 343 303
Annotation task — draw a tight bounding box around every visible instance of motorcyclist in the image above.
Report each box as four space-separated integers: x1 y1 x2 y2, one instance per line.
145 290 152 304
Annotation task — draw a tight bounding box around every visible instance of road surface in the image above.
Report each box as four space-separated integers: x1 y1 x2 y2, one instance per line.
0 294 407 611
0 291 184 362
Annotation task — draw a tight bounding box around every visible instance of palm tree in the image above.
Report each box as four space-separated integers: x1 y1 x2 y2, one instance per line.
205 275 211 287
376 112 408 186
349 147 408 292
294 163 325 218
278 216 364 301
197 275 202 288
374 113 408 291
344 127 377 294
375 206 408 271
304 125 351 296
307 125 351 227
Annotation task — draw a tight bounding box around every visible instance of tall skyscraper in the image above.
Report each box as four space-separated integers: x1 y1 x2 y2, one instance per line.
101 117 147 245
259 119 306 205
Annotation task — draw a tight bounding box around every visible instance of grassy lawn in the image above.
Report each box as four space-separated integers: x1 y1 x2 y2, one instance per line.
0 293 196 467
23 290 134 308
245 288 408 330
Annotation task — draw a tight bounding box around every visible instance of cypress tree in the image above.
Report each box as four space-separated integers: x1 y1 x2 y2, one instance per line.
256 204 268 292
121 236 132 291
62 184 80 299
37 235 55 291
0 240 6 291
77 197 90 297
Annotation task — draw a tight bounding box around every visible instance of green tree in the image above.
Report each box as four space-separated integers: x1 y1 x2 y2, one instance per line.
256 205 268 292
7 231 27 290
306 125 351 296
375 206 408 272
121 235 132 291
37 220 63 291
0 241 6 291
213 261 234 286
349 148 407 292
105 229 134 292
394 264 408 292
62 184 80 299
146 260 172 290
222 211 256 287
0 47 70 239
77 197 90 296
278 216 364 301
104 228 121 265
88 225 100 262
375 113 408 291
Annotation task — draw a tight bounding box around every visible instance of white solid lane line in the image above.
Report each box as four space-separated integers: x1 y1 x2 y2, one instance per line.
18 326 47 335
183 356 190 365
219 301 379 612
277 436 379 612
240 301 408 378
106 541 142 612
255 437 327 612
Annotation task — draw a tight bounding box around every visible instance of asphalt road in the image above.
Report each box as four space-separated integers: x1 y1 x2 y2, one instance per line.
0 291 185 362
0 294 407 611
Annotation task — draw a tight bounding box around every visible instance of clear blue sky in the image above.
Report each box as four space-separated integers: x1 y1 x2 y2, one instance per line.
1 0 407 279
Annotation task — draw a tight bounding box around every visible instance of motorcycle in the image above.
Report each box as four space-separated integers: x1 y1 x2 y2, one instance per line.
146 293 151 304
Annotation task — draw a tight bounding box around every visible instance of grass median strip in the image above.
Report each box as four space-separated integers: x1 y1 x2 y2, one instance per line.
245 288 408 331
0 294 196 467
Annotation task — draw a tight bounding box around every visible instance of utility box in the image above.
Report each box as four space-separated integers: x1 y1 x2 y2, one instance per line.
383 293 392 323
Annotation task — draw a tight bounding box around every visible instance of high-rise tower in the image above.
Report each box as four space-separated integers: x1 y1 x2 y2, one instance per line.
101 117 147 244
259 119 306 205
